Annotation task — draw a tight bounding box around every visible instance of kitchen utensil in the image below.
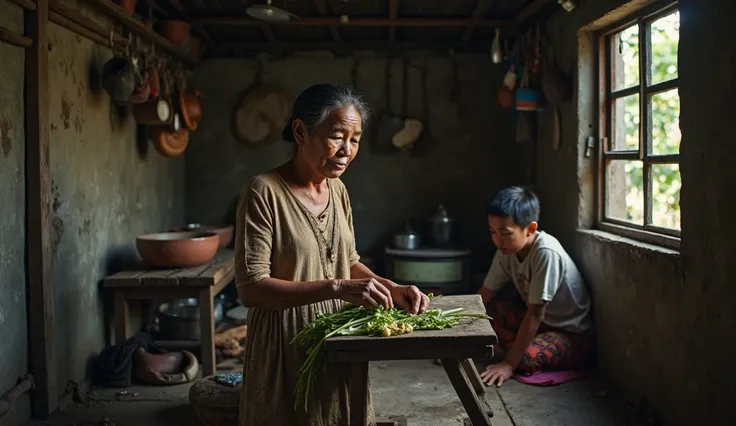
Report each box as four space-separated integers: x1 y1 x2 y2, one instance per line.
430 204 454 248
152 126 189 158
133 97 173 126
491 28 503 64
159 20 191 45
156 297 225 340
233 84 290 146
393 224 422 250
101 55 136 103
136 231 219 268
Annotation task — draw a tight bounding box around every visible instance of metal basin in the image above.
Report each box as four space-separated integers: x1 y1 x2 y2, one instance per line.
157 298 225 341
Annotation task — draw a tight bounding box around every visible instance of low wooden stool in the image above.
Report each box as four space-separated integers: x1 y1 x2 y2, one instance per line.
189 373 241 426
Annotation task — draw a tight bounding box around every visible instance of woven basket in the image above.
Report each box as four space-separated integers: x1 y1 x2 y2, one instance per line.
188 375 241 426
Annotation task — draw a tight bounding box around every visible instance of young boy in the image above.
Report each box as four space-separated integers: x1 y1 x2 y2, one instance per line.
479 186 593 387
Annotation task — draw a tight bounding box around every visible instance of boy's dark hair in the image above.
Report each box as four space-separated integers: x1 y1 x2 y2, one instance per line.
487 186 540 227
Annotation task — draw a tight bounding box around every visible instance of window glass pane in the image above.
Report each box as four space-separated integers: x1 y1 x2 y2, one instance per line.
651 88 680 155
605 160 643 224
610 25 639 91
610 94 639 151
650 11 679 86
651 163 681 230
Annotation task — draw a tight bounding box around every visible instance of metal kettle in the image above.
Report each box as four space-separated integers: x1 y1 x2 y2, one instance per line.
430 204 454 247
393 223 421 250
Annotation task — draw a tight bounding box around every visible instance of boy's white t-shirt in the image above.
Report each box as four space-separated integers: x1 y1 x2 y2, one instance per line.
483 231 593 333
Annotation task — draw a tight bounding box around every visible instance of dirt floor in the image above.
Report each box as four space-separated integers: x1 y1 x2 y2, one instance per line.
24 359 655 426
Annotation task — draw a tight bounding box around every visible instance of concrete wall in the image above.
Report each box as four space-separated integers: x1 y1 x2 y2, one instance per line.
47 19 185 400
0 1 184 422
0 2 30 424
187 54 528 271
535 0 735 425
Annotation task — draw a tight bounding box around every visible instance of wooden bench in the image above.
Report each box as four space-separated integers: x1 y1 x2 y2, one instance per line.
103 249 235 377
325 294 497 426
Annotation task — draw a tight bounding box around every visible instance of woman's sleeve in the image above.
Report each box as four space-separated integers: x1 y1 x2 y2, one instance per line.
340 186 361 266
235 182 274 288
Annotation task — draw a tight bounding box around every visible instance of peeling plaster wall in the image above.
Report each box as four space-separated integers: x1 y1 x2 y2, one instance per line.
187 53 528 273
534 0 736 425
46 18 185 400
0 1 30 424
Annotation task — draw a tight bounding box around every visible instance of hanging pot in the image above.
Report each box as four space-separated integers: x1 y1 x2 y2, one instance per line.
101 55 136 103
146 67 161 98
133 97 173 126
159 20 191 46
114 0 136 15
152 126 189 158
179 90 202 131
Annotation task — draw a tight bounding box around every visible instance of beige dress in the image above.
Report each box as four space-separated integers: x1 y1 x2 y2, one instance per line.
235 171 375 426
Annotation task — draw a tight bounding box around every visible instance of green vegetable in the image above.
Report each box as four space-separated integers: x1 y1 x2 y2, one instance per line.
291 296 490 412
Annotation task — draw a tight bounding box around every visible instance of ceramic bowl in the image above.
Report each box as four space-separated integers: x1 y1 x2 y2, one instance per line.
136 231 219 268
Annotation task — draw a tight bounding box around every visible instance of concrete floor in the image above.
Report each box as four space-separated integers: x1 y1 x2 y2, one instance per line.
27 361 651 426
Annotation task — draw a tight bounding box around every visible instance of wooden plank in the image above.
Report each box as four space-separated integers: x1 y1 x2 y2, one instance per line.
8 0 35 10
25 0 56 418
138 268 182 287
189 16 513 28
186 249 235 287
0 24 33 47
442 359 492 426
326 295 496 353
330 345 489 363
349 362 369 426
103 269 145 287
462 0 492 44
199 287 216 376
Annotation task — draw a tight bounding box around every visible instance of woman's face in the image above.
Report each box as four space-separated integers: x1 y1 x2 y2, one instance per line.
293 106 362 179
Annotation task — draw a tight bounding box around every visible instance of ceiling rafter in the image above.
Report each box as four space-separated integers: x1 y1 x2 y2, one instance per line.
315 0 341 41
388 0 399 42
188 16 513 28
515 0 556 24
164 0 212 41
462 0 493 44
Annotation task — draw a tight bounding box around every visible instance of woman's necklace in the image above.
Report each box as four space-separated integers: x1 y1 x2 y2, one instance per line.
292 181 339 278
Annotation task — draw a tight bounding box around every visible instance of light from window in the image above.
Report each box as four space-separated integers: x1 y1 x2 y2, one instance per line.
599 5 680 244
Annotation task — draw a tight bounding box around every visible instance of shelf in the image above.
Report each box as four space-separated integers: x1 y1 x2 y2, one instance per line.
84 0 200 66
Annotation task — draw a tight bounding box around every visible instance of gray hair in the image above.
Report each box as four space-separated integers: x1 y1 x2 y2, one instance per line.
282 83 371 142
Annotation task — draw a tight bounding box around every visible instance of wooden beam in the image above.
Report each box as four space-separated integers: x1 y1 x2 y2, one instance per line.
25 0 56 419
388 0 398 42
83 0 199 65
462 0 493 44
207 40 490 57
515 0 555 24
50 1 128 48
314 0 341 41
190 16 513 27
8 0 35 10
0 24 33 47
165 0 212 41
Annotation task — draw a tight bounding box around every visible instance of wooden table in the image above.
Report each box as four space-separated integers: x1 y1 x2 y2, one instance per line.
325 294 497 426
102 249 235 377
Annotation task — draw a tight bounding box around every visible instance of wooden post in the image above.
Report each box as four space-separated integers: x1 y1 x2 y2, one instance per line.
25 0 56 419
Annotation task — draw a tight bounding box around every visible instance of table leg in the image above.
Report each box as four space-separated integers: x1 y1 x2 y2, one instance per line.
113 290 129 346
199 286 216 377
350 362 369 426
441 359 492 426
461 359 485 395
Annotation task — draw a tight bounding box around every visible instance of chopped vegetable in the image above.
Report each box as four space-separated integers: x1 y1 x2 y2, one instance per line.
290 296 490 411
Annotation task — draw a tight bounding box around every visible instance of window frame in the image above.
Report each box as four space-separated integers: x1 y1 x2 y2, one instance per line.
595 1 681 250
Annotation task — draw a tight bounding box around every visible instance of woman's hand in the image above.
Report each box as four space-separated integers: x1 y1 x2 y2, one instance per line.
334 278 393 310
389 284 430 315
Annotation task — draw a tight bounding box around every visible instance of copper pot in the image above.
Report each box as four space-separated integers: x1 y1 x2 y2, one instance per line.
160 20 191 46
152 125 189 158
133 97 173 126
179 90 202 131
114 0 136 15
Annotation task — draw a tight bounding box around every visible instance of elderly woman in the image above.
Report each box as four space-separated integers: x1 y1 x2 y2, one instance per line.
235 83 429 426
